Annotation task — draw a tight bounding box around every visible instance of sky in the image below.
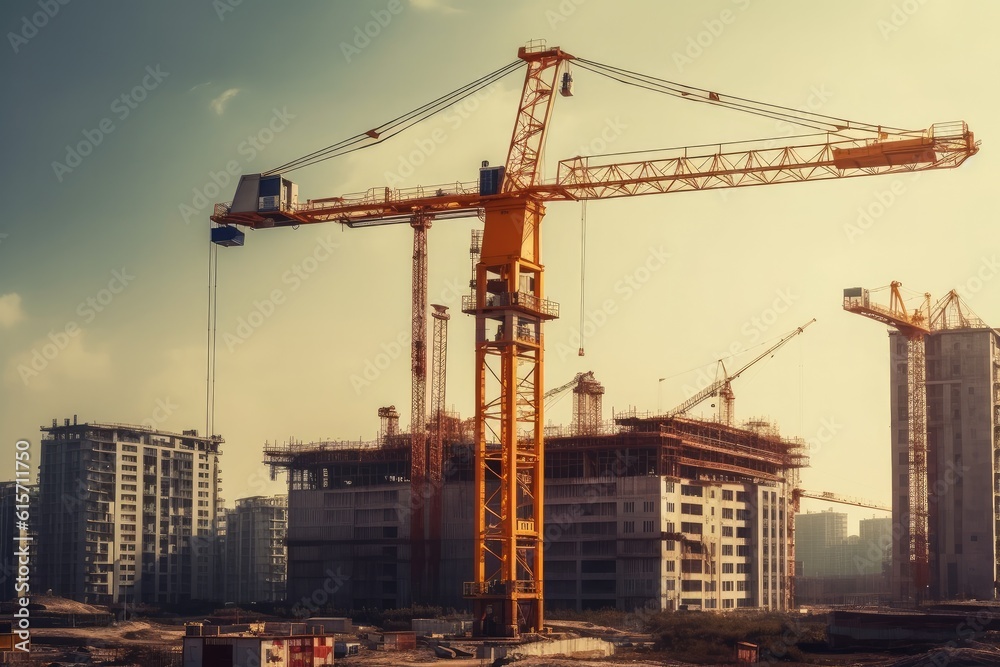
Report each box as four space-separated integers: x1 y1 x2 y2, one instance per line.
1 0 996 532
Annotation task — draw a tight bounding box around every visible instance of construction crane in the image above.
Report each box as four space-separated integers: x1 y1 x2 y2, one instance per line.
797 489 890 512
543 371 593 401
843 282 931 602
418 303 451 602
211 42 977 636
542 371 605 435
666 319 815 425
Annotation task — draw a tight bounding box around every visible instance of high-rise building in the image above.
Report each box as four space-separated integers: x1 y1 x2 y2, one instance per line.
36 418 224 605
795 510 848 577
889 327 1000 601
794 511 892 605
224 495 288 604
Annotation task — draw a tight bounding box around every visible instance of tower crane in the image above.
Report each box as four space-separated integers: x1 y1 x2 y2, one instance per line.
211 42 978 635
843 282 931 602
666 319 815 425
543 371 594 402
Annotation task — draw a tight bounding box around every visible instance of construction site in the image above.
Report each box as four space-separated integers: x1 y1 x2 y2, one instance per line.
201 39 989 647
266 373 809 619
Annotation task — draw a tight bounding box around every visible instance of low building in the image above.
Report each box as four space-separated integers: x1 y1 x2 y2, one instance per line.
182 624 334 666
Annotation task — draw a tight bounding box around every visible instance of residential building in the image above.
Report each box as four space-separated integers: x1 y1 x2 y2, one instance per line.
36 418 224 605
224 495 288 604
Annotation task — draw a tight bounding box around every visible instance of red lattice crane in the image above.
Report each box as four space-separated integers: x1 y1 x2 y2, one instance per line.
211 42 977 635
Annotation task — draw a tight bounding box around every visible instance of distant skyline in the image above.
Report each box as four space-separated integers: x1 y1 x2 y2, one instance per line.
2 1 997 528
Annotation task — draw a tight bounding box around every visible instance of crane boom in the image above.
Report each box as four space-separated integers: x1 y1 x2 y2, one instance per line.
211 123 977 231
798 490 890 512
543 371 593 400
665 318 815 421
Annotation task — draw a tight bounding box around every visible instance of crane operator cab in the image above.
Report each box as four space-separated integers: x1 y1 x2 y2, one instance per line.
228 173 299 226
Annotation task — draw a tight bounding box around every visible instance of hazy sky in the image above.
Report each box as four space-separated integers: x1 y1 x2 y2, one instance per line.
2 0 995 530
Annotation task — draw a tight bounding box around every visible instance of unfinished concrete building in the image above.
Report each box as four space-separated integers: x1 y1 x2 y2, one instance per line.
224 495 288 604
889 324 1000 601
37 418 224 605
272 408 805 613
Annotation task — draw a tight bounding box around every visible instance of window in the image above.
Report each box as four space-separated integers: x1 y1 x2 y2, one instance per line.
722 508 733 519
737 580 747 591
736 509 749 521
722 545 733 556
722 490 734 501
681 485 703 497
623 501 635 513
666 502 675 513
736 491 748 502
722 526 733 537
722 581 734 591
643 501 655 512
623 521 635 534
737 545 749 557
722 562 734 574
665 560 675 572
680 522 703 535
681 503 703 516
642 520 654 533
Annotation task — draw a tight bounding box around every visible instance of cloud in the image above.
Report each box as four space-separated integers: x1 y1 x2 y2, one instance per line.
5 331 112 391
410 0 464 14
210 88 241 115
0 293 25 329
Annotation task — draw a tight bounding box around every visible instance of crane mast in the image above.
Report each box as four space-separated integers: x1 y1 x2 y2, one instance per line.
461 42 573 637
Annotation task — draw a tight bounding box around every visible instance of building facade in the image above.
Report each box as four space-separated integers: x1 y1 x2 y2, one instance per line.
224 495 288 604
794 511 891 605
279 413 804 613
890 326 1000 602
36 418 224 605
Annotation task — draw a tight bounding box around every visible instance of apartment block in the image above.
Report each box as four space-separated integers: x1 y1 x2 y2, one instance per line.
36 418 224 605
224 495 288 604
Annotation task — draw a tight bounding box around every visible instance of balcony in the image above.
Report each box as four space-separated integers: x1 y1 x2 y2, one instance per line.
461 291 559 320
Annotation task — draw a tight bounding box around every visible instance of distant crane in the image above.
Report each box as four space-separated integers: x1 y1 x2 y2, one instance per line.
210 41 977 635
844 282 930 602
543 371 605 435
797 489 890 512
666 319 815 425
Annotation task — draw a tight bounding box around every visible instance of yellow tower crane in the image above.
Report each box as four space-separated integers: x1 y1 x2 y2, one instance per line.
211 42 977 636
